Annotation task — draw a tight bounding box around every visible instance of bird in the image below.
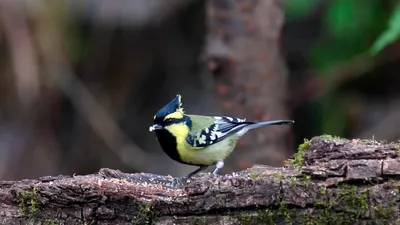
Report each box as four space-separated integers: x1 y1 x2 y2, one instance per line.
149 94 294 180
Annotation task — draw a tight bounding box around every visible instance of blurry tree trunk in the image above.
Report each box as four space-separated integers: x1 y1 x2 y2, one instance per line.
206 0 292 171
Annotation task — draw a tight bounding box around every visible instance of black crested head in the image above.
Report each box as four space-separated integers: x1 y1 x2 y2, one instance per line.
153 94 184 124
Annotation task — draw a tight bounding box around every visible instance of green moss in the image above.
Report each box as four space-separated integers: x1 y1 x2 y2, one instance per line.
45 219 59 225
374 200 395 224
240 213 252 225
18 187 42 217
290 177 298 185
319 134 341 140
278 201 291 223
237 210 276 225
358 138 381 145
236 184 394 224
237 204 290 224
338 184 368 218
258 209 275 224
192 216 208 225
273 184 368 224
319 186 327 196
132 201 155 225
286 138 311 169
273 172 282 179
309 184 368 224
192 217 199 225
299 175 312 187
249 169 262 179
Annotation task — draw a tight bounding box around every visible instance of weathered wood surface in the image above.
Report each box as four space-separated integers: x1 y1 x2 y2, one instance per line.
1 136 400 224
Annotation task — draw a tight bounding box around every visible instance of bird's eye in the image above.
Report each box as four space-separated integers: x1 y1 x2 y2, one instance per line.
165 118 173 123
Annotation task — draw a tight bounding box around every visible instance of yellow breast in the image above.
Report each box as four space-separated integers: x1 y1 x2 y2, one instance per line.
164 122 191 150
165 123 238 166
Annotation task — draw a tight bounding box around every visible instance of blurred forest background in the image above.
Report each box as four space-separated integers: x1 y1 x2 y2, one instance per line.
0 0 399 180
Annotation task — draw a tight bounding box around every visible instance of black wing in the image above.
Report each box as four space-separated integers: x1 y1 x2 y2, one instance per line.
186 116 253 148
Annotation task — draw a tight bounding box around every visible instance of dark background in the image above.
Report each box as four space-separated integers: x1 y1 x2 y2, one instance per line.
0 0 399 180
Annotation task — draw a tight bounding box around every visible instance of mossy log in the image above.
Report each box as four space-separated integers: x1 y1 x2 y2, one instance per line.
1 136 400 224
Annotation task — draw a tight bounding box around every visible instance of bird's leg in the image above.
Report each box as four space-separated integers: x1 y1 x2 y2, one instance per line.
212 160 224 175
171 166 208 186
186 166 209 178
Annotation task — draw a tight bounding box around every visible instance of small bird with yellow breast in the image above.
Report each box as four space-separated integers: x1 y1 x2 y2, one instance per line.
149 94 294 181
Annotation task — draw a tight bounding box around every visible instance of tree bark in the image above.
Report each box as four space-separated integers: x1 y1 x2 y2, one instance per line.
1 136 400 224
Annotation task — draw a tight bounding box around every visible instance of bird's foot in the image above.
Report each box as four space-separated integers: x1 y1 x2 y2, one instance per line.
212 160 224 175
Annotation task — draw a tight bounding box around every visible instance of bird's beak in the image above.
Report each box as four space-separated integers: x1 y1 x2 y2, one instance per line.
149 124 163 132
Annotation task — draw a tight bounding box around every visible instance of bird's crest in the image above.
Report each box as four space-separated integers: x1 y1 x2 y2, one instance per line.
175 94 184 114
166 94 184 114
154 94 185 122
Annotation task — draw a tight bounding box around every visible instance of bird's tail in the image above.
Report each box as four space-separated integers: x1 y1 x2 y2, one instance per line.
247 120 294 130
237 120 294 137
